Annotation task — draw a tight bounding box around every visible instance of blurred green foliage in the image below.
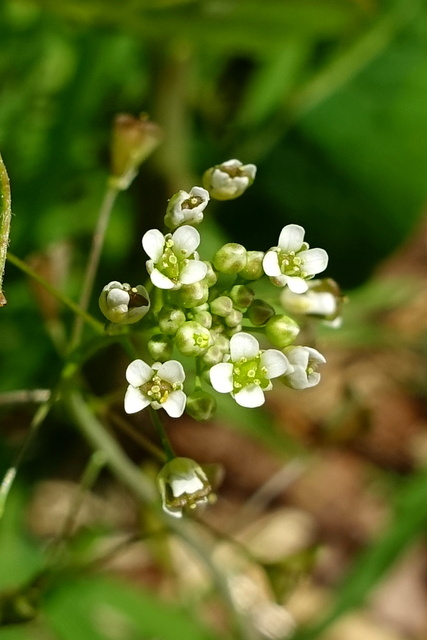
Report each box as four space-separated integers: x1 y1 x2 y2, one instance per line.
2 0 427 638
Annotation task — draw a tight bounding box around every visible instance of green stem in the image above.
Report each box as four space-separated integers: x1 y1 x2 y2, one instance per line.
64 387 254 640
0 153 11 306
0 392 56 520
70 184 119 350
7 252 104 334
149 406 176 461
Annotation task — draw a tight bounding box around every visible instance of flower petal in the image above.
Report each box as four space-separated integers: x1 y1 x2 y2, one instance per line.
233 384 265 408
173 225 200 257
163 390 187 418
260 349 289 379
157 360 185 384
171 473 204 497
262 250 281 277
179 259 207 285
126 359 153 386
229 332 259 361
124 385 151 414
285 275 309 294
142 229 165 262
149 268 175 290
278 224 305 252
300 248 328 276
209 362 234 393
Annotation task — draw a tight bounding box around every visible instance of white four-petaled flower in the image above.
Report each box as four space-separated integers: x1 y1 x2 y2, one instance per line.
282 346 326 389
209 332 290 408
203 159 257 201
124 359 186 418
156 457 212 518
142 225 207 290
263 224 328 293
164 186 210 229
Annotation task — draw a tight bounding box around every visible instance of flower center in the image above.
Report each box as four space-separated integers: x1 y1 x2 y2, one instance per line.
278 250 307 277
182 195 203 209
141 374 176 404
158 237 181 282
232 355 269 392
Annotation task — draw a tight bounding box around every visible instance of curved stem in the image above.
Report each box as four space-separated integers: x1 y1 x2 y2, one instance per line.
0 153 11 306
149 406 176 461
7 252 104 334
70 184 119 350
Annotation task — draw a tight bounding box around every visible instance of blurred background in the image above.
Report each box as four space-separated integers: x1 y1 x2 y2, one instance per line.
3 0 427 639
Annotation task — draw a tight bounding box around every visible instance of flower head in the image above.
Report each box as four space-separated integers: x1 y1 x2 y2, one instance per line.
124 359 186 418
203 159 256 200
99 281 150 324
156 457 212 518
263 224 328 293
164 186 210 229
209 332 290 408
142 225 207 290
280 278 344 327
282 346 326 389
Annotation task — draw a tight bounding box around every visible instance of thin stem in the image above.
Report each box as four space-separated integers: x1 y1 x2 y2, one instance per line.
7 252 104 334
0 392 56 520
47 450 107 564
0 389 51 405
70 184 119 350
108 411 166 463
0 153 11 306
149 406 175 461
64 387 254 640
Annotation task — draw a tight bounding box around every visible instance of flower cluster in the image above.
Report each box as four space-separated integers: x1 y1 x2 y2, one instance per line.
100 158 342 517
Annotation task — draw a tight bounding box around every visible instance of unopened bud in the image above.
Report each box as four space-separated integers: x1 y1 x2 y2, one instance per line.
148 334 174 361
186 390 217 421
203 261 217 287
246 299 275 326
110 114 162 190
224 308 243 328
265 314 300 348
173 281 209 308
175 321 212 356
210 296 233 317
229 285 255 310
239 250 265 280
281 278 344 325
99 281 150 325
213 243 247 274
158 305 186 335
201 345 225 367
203 159 256 200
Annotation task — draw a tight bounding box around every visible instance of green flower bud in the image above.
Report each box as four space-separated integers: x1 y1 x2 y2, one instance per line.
173 282 209 308
212 243 247 274
246 299 275 326
239 250 265 280
99 281 150 325
201 344 225 367
186 390 217 422
210 296 233 317
147 334 174 361
203 261 218 287
214 334 230 353
224 308 243 328
190 309 212 329
156 457 212 518
265 314 300 348
229 285 255 310
158 305 186 335
175 321 212 356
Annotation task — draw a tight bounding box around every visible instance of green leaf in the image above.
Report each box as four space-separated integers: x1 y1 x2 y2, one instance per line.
43 574 217 640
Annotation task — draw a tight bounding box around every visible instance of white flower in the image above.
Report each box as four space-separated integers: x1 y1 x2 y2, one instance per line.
156 457 212 518
282 346 326 389
263 224 328 293
124 359 186 418
280 278 343 327
142 225 207 290
203 159 256 200
99 281 150 324
209 332 290 408
164 186 210 229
